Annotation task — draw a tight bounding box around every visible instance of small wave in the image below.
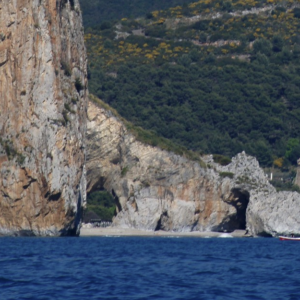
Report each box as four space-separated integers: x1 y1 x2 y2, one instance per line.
218 233 233 238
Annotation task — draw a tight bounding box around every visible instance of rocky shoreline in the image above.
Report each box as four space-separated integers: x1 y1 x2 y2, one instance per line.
86 101 300 238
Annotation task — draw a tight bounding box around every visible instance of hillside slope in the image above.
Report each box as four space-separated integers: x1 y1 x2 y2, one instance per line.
84 0 300 168
79 0 198 27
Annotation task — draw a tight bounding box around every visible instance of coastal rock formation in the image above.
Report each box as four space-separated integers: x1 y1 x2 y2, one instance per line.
0 0 87 236
87 99 300 237
247 191 300 237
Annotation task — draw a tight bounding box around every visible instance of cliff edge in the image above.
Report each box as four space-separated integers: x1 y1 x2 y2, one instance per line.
0 0 87 236
87 99 300 237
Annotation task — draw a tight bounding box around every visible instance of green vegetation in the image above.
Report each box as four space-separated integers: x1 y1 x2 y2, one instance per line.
83 0 300 171
121 166 129 177
62 110 70 125
61 61 71 77
213 154 232 166
219 172 234 179
90 95 205 165
79 0 198 27
64 103 75 114
0 138 26 165
84 191 116 221
265 167 300 192
270 180 300 192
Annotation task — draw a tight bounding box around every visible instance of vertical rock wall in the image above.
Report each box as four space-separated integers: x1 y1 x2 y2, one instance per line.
0 0 87 236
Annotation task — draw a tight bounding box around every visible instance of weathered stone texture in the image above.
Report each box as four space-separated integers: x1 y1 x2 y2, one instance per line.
294 158 300 187
0 0 87 236
247 191 300 237
87 101 300 237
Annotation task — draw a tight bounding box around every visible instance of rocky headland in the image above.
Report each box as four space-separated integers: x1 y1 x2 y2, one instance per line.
1 1 299 238
86 99 300 237
0 0 87 236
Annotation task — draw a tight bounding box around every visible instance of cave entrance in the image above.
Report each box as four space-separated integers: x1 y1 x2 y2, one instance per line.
83 188 118 224
84 174 122 224
216 188 250 232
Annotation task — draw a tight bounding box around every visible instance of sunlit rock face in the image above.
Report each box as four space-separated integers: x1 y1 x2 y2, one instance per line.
0 0 87 236
87 101 300 237
247 191 300 237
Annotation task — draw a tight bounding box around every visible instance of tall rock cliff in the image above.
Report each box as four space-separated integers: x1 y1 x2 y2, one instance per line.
87 99 300 237
0 0 87 236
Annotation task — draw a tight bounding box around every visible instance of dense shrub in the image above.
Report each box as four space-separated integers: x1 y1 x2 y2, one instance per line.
213 155 232 166
85 191 116 221
84 0 300 167
219 172 234 179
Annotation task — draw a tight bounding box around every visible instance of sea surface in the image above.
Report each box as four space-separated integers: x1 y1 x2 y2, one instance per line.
0 236 299 300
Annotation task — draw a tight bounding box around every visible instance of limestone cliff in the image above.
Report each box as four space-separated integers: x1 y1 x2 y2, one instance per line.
0 0 87 236
86 99 300 237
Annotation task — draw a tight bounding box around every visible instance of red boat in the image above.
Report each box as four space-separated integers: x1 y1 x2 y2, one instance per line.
279 236 300 241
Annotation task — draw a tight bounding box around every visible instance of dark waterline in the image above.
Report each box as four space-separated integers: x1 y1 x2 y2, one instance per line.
0 237 299 300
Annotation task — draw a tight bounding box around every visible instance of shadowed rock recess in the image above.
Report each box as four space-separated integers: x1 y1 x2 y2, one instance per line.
0 0 87 236
87 100 300 237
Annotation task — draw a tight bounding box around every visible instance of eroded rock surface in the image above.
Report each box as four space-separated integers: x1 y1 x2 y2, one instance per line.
0 0 87 236
87 101 300 237
247 191 300 237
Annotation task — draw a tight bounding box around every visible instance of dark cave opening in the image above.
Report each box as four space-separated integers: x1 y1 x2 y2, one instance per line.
231 188 249 230
155 211 168 231
215 188 250 232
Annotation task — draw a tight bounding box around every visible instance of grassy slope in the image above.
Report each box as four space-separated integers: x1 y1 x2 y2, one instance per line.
80 0 198 27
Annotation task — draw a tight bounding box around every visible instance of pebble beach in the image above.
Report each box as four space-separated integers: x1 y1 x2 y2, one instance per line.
80 227 249 238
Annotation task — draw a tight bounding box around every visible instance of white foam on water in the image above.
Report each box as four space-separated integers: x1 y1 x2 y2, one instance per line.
218 233 233 238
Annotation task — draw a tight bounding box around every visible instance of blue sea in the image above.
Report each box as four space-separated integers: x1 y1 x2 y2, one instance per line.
0 237 299 300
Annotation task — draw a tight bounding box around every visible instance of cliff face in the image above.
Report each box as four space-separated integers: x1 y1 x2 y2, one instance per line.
0 0 87 236
87 100 300 237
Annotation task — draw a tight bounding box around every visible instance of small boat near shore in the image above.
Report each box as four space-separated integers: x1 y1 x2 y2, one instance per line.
279 236 300 241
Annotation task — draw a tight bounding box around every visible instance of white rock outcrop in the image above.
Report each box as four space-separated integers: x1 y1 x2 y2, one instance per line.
247 191 300 237
86 99 300 237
